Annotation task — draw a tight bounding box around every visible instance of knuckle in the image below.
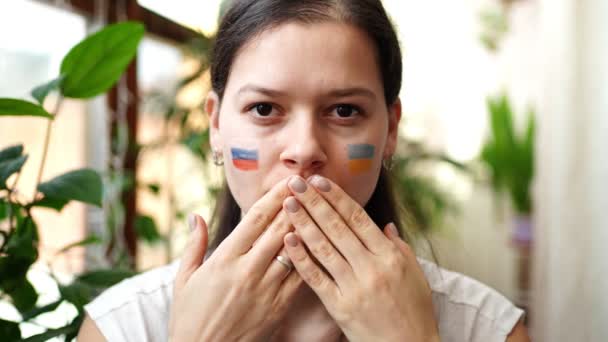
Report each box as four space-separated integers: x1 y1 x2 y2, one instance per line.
236 264 257 287
368 271 390 291
249 208 270 227
270 303 285 320
335 301 355 323
313 241 335 260
385 251 403 269
292 249 308 263
349 207 369 227
306 268 325 288
270 217 289 234
400 241 414 257
293 210 308 226
308 193 324 208
328 219 348 239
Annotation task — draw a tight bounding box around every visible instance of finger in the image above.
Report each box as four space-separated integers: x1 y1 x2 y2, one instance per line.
272 266 304 313
304 175 391 254
383 222 414 259
262 247 293 287
284 232 339 307
174 214 209 294
284 196 354 285
383 223 429 284
286 176 368 265
218 177 290 256
248 209 294 273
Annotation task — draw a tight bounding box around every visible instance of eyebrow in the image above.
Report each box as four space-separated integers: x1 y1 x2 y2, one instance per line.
237 84 288 97
236 84 377 101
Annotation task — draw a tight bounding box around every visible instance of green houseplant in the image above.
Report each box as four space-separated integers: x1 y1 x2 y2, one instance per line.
480 93 534 218
0 22 144 341
479 93 535 309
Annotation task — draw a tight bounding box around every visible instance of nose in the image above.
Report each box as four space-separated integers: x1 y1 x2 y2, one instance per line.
279 118 328 173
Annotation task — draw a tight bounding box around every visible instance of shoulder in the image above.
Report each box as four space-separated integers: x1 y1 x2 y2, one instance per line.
83 260 180 342
416 257 526 342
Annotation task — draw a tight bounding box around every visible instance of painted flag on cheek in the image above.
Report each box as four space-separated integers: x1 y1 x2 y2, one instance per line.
231 147 259 171
348 144 375 174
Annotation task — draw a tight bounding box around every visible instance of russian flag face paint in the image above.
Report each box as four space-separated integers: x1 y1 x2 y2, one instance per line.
231 147 259 171
348 144 375 174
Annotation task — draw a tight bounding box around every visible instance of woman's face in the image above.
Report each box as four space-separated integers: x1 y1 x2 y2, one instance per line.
206 21 401 213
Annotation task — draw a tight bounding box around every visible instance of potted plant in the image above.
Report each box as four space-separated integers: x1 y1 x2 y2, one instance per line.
479 93 535 310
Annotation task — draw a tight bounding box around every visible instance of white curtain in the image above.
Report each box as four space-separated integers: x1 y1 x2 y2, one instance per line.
532 0 608 340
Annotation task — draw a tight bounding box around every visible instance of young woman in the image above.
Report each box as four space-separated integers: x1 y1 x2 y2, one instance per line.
78 0 530 341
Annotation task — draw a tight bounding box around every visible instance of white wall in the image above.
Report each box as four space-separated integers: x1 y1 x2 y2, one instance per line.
533 0 608 340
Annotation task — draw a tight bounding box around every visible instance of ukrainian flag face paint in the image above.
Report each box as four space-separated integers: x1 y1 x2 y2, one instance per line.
348 144 375 174
231 147 259 171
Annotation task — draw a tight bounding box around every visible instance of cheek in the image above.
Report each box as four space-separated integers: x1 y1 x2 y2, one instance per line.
337 164 382 207
330 142 383 207
222 140 265 211
346 143 376 175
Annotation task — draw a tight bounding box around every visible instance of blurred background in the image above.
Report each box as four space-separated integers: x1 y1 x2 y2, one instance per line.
0 0 606 340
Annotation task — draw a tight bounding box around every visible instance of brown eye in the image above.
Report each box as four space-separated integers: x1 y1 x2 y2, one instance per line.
254 103 273 116
335 104 360 118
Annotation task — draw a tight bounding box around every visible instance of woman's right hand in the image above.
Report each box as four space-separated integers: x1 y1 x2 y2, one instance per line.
169 178 302 342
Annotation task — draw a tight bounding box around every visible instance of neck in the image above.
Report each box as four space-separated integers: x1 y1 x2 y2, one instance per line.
271 285 342 341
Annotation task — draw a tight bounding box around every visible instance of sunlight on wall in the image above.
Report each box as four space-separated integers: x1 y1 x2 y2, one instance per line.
383 0 494 163
0 1 85 87
138 0 223 36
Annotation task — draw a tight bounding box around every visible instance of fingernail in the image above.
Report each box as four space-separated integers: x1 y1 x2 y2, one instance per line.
309 175 330 192
289 176 307 193
285 233 299 247
285 197 300 213
387 222 399 237
188 213 197 232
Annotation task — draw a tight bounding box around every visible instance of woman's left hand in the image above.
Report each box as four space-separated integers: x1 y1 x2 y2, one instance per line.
282 175 440 342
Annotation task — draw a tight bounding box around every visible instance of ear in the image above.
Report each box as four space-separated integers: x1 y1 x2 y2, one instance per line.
205 90 223 152
384 98 402 158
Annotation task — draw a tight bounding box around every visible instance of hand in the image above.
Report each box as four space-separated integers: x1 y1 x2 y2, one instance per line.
282 175 439 342
169 178 303 342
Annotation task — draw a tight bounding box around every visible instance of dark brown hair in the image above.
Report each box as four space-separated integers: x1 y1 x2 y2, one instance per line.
208 0 414 250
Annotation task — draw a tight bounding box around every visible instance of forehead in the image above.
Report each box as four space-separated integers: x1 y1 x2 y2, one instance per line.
225 21 384 98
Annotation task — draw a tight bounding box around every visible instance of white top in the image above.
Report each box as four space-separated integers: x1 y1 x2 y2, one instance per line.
84 257 524 341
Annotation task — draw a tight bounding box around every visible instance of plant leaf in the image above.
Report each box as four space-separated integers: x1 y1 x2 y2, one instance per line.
60 22 145 98
0 200 7 221
0 98 53 118
64 314 85 342
182 129 210 158
38 169 103 207
76 269 137 288
57 235 101 254
59 281 96 308
0 145 24 163
135 215 162 244
0 155 27 190
146 183 161 195
29 196 70 211
31 75 65 105
1 217 38 264
21 299 63 321
21 315 82 342
9 278 39 313
20 325 74 342
0 318 21 341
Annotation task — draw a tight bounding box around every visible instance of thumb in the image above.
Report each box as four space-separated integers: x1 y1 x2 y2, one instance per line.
174 213 209 293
